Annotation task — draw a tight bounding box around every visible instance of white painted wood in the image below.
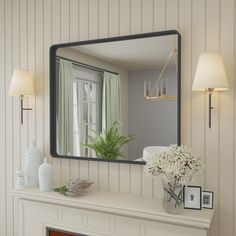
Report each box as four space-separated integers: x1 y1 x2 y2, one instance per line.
12 188 213 230
142 0 154 33
119 163 130 194
219 1 235 236
5 0 14 235
179 0 192 147
1 1 236 236
204 1 220 236
191 0 205 187
108 0 119 36
153 0 166 31
98 0 109 38
130 0 142 34
0 0 6 235
119 0 130 35
88 0 98 39
130 165 142 196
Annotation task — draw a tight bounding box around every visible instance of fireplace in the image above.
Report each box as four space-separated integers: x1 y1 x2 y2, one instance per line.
47 228 87 236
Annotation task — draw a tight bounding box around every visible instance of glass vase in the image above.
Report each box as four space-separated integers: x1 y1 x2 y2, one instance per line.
162 179 184 214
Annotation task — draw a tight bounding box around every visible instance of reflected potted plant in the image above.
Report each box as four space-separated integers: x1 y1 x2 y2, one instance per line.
83 121 133 160
145 144 204 214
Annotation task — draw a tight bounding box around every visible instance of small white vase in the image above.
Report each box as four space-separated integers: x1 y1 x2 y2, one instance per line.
25 141 42 187
38 158 53 192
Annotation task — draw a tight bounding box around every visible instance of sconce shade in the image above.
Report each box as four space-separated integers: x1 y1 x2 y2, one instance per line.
192 53 229 91
8 69 35 96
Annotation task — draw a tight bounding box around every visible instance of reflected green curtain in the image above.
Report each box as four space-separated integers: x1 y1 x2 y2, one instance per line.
57 59 73 155
102 72 121 130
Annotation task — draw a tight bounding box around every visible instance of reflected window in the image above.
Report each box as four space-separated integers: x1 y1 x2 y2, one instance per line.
72 65 102 156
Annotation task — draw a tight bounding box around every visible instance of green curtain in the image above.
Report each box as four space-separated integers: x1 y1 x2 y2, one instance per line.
102 72 121 130
57 59 73 155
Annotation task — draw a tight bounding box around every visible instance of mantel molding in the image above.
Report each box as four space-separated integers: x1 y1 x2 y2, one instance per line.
12 188 213 230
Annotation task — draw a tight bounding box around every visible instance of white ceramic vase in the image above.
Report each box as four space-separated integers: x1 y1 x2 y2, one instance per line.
38 158 53 192
25 141 42 187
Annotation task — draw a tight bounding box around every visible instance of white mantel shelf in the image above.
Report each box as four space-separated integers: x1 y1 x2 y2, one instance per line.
12 188 213 230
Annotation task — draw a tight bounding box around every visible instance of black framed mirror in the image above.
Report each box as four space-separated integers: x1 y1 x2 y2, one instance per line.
50 30 181 165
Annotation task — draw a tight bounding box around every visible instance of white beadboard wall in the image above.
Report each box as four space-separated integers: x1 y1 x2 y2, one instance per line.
0 0 235 236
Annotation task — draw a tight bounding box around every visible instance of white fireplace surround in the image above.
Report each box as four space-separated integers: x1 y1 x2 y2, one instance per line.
13 188 213 236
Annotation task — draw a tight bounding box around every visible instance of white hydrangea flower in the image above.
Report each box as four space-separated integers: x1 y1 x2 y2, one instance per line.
144 144 204 185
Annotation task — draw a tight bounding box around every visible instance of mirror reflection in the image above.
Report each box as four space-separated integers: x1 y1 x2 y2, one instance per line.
52 32 180 163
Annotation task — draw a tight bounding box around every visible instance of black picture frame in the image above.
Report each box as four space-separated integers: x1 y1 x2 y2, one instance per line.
50 30 181 164
183 185 202 210
202 191 214 209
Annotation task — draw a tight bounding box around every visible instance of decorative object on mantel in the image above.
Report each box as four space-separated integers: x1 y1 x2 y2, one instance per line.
192 53 229 128
183 186 202 210
145 145 204 214
8 69 35 125
202 190 214 209
38 158 53 192
15 167 26 190
25 140 43 187
83 121 133 160
54 178 93 196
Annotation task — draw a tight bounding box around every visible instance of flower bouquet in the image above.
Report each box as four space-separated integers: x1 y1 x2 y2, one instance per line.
145 144 204 214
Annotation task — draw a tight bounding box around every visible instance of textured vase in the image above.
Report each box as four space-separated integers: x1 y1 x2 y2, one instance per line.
25 141 42 187
38 158 53 192
162 179 184 214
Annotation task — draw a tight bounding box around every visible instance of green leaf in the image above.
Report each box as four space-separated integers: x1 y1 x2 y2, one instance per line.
83 121 133 160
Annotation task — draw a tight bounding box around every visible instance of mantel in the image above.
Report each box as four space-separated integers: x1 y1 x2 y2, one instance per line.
12 188 213 231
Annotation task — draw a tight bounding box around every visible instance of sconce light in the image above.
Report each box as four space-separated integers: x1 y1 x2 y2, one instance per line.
192 53 229 128
8 69 35 125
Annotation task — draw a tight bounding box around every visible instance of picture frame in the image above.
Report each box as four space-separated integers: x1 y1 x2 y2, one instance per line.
184 186 202 210
202 191 214 209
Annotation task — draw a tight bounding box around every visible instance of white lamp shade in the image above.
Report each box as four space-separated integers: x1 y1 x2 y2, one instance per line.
8 69 35 96
192 53 229 91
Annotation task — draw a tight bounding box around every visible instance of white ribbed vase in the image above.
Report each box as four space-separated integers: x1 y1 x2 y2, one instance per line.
38 158 53 192
25 141 42 187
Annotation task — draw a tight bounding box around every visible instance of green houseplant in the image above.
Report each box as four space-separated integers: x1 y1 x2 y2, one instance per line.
83 121 133 160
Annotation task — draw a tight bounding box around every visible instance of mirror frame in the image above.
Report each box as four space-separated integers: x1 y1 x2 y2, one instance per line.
50 30 181 165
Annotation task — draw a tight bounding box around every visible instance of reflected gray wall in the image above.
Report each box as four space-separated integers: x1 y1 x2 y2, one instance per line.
128 68 177 160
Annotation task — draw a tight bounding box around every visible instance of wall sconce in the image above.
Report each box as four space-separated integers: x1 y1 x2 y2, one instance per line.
192 53 229 128
8 69 35 125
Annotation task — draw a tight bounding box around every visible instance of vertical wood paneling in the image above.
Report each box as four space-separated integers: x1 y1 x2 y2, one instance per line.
12 0 21 190
166 0 178 29
153 0 166 31
0 0 6 234
5 0 13 235
88 0 98 39
205 1 220 235
219 1 235 235
69 0 79 42
35 0 43 155
191 0 205 186
1 1 236 236
119 164 130 194
27 0 36 147
119 0 130 35
108 0 119 36
179 0 191 146
19 0 28 169
98 0 109 38
51 0 62 187
60 0 71 185
142 0 154 33
130 0 141 34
